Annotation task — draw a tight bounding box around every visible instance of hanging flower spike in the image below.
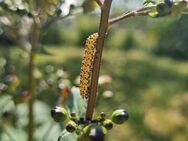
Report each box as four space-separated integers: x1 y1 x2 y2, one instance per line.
80 33 98 99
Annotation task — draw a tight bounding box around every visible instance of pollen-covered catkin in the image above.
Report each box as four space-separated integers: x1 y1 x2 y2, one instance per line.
80 33 98 99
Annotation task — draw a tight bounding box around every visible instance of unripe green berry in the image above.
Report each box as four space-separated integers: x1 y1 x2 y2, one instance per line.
97 112 106 122
100 112 106 119
111 109 129 124
70 112 79 122
103 119 113 130
66 120 78 133
51 106 68 122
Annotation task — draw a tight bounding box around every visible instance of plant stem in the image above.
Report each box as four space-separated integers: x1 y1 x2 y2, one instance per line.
28 18 40 141
109 6 154 25
86 0 112 120
28 48 35 141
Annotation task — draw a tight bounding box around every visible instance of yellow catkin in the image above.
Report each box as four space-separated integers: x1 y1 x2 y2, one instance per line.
80 33 98 99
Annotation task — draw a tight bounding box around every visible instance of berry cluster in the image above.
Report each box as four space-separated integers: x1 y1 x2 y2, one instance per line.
51 106 129 139
143 0 187 17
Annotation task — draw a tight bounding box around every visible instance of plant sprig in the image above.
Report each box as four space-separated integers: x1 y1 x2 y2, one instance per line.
86 0 112 120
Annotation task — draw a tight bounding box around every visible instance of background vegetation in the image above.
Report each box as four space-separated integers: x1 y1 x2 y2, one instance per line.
0 0 188 141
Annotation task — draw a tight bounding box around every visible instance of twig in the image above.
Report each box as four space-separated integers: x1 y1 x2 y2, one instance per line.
42 10 82 31
42 14 69 30
95 0 103 7
109 6 155 25
86 0 112 120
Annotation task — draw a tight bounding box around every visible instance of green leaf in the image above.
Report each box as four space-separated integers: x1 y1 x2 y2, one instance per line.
57 130 77 141
67 87 87 118
143 0 156 6
16 100 52 127
35 122 61 141
1 126 27 141
0 95 14 113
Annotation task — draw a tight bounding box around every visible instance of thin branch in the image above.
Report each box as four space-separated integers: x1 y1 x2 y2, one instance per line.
42 10 82 31
86 0 112 120
95 0 103 8
108 0 188 25
42 15 68 30
109 6 155 25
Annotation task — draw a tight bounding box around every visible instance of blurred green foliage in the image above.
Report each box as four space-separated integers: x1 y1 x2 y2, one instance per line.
41 14 99 46
40 13 188 60
154 15 188 60
1 45 187 141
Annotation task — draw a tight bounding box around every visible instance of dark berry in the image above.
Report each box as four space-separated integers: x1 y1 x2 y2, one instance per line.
51 106 68 122
164 0 173 7
82 124 107 141
111 109 129 124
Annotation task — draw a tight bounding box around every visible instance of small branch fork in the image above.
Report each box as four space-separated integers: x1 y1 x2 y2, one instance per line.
85 0 188 121
109 6 154 25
